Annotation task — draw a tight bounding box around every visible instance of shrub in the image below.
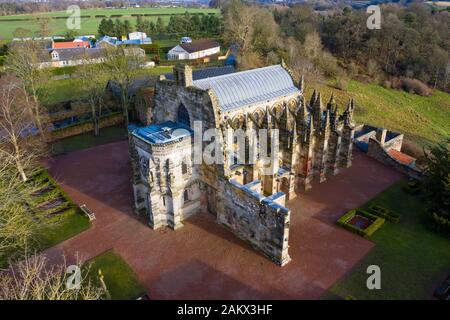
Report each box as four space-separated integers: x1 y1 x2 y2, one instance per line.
367 204 400 223
391 77 432 96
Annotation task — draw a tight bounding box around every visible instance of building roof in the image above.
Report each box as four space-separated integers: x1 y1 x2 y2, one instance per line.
193 65 299 111
388 149 416 166
40 47 105 62
179 39 220 53
131 121 192 145
53 41 90 49
165 65 236 81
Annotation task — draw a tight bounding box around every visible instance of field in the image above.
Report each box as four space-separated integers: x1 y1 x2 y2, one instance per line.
326 181 450 300
0 7 219 40
305 81 450 146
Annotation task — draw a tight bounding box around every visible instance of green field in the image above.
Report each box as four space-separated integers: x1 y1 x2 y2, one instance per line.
305 81 450 146
0 7 219 40
326 181 450 300
86 250 145 300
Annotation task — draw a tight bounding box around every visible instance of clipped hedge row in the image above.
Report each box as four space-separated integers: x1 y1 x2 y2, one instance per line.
367 204 400 223
403 180 422 196
336 209 385 238
29 170 81 223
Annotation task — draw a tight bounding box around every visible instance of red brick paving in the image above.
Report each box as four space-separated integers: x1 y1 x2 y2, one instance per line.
43 141 405 299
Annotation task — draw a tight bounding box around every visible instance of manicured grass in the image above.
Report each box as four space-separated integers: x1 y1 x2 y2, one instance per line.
326 181 450 299
54 125 127 154
0 8 219 40
38 210 90 249
305 81 450 145
86 250 145 300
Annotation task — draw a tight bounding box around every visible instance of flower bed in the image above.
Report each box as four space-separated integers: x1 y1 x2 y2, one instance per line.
336 209 385 238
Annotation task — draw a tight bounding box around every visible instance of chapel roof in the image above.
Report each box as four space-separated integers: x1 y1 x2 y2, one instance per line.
192 64 299 112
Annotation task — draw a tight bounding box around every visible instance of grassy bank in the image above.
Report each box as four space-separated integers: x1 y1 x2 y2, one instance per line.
305 81 450 146
326 181 450 299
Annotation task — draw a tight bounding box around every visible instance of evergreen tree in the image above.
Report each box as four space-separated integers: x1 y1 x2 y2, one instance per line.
156 17 165 35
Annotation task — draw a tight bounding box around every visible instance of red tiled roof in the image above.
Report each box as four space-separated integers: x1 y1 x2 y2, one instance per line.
388 149 416 165
52 41 90 49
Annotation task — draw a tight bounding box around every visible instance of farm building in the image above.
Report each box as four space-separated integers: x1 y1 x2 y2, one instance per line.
167 39 220 60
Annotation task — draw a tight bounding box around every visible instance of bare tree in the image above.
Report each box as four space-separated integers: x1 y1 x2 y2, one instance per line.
0 75 47 182
223 0 255 55
103 46 144 127
0 253 107 300
0 159 41 262
76 60 109 136
6 41 50 136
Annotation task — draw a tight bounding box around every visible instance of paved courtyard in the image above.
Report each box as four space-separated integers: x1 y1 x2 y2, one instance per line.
44 141 404 299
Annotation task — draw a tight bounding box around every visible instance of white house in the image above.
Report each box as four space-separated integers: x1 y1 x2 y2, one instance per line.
167 39 220 60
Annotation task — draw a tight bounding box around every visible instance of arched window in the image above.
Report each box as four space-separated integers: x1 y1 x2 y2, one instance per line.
177 104 190 128
182 161 188 175
183 189 189 203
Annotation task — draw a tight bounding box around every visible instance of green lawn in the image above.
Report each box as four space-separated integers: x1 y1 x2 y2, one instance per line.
38 210 90 249
53 125 127 154
0 8 219 40
327 181 450 300
43 66 172 105
305 81 450 146
86 250 145 300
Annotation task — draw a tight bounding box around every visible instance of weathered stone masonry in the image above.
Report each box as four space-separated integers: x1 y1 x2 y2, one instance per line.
128 64 356 266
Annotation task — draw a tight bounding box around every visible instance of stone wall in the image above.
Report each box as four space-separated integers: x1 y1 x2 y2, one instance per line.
50 113 124 140
48 100 92 122
367 138 423 179
153 80 218 130
216 179 291 266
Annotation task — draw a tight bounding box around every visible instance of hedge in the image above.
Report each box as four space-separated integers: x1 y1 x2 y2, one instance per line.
367 204 400 223
336 209 385 238
28 170 83 223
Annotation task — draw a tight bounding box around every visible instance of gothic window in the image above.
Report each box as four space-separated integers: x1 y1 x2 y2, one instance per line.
182 161 188 175
177 104 190 128
183 189 189 203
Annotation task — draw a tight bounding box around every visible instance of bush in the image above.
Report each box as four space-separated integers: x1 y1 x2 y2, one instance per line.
140 43 160 54
391 77 432 96
367 204 400 223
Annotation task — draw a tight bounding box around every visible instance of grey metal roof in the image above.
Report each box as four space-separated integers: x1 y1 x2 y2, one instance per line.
164 65 236 81
193 65 299 112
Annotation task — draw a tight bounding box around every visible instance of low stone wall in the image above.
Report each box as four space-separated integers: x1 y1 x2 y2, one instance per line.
48 100 92 122
50 112 124 140
216 179 291 266
367 138 423 179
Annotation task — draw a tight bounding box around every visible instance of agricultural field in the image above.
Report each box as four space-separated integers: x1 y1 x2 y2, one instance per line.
0 7 219 40
305 81 450 146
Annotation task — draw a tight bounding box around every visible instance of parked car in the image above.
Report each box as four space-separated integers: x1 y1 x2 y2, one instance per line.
433 275 450 300
180 36 192 44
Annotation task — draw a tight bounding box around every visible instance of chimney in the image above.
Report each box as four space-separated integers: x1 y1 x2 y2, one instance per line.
173 64 193 87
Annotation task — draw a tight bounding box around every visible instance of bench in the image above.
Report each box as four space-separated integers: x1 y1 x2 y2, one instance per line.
80 204 96 221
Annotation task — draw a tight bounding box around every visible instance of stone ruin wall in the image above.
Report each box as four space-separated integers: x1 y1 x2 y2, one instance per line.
216 179 291 266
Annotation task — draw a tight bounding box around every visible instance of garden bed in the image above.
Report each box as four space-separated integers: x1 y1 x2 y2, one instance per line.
336 209 385 238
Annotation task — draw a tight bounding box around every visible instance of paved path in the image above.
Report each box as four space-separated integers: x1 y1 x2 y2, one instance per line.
44 141 404 299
